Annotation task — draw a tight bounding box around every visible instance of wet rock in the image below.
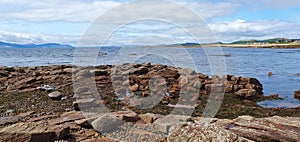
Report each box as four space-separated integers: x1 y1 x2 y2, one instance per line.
294 90 300 100
236 89 257 98
0 121 70 142
91 113 124 133
235 89 260 98
48 91 63 100
268 72 273 76
270 93 279 99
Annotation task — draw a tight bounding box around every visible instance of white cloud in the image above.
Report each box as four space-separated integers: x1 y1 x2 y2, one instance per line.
230 0 300 9
178 1 238 19
0 30 80 44
0 0 238 23
0 0 121 22
208 19 300 42
2 19 300 45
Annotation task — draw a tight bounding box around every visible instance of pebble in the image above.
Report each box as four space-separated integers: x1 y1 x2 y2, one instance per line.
48 91 62 100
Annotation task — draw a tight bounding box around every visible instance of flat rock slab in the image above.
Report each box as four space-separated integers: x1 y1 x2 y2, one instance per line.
168 116 300 142
227 116 300 141
0 111 35 126
0 121 70 142
50 111 85 125
153 115 190 134
91 113 124 133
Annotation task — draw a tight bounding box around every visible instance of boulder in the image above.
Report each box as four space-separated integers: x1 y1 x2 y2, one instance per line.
0 121 70 142
294 90 300 100
91 113 124 133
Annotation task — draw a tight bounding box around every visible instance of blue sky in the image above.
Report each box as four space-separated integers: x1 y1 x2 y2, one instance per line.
0 0 300 45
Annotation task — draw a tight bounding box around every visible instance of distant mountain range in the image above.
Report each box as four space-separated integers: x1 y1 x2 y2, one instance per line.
0 41 73 48
1 38 299 48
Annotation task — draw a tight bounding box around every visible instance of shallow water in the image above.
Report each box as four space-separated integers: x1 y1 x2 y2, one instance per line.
0 46 299 108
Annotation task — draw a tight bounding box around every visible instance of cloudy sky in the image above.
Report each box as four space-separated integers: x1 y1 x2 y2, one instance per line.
0 0 300 45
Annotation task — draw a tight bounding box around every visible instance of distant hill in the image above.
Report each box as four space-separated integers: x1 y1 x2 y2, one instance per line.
230 38 300 44
164 42 201 47
0 41 74 48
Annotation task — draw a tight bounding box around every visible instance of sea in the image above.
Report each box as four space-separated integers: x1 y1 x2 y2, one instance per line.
1 46 300 108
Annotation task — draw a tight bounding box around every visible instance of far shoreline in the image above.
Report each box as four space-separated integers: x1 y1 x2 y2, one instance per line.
219 43 300 48
157 43 300 48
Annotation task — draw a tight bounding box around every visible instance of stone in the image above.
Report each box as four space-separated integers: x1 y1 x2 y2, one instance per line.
19 88 37 93
48 91 63 100
138 113 162 124
0 71 9 77
270 93 279 99
49 69 64 75
73 98 95 111
0 121 70 142
114 111 139 122
94 69 108 76
226 116 300 141
129 84 139 92
236 89 261 98
268 72 273 76
91 113 124 133
14 77 36 87
81 138 117 142
63 68 73 74
50 111 85 125
168 120 246 142
153 115 190 133
0 116 21 126
294 90 300 99
133 67 149 75
37 84 56 91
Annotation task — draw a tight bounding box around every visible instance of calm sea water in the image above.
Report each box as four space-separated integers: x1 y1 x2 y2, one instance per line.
0 46 300 108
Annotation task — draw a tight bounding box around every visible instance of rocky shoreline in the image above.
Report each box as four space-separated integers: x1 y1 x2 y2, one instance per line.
0 63 300 141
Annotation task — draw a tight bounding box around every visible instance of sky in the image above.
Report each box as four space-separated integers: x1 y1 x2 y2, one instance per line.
0 0 300 45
